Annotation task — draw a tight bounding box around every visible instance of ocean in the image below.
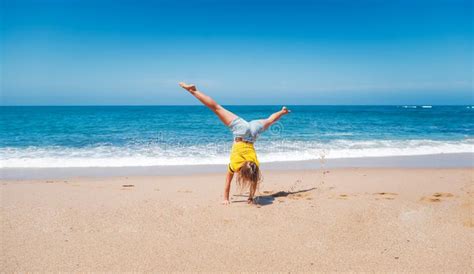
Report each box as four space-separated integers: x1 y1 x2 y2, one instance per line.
1 105 473 168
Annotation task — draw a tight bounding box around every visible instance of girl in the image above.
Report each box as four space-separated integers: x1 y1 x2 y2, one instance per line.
179 82 290 205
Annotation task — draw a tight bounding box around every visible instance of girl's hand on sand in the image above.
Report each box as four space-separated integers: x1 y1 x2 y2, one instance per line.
179 82 197 93
282 106 291 114
221 200 231 205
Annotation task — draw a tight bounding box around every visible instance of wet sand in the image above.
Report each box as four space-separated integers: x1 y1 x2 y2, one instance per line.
1 168 473 271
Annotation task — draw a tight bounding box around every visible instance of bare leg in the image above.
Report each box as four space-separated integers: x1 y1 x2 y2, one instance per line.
261 106 291 129
179 82 237 126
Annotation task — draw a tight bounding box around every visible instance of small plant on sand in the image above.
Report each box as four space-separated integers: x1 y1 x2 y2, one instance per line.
318 149 329 185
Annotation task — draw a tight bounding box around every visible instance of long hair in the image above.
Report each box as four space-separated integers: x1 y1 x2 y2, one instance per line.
236 161 262 194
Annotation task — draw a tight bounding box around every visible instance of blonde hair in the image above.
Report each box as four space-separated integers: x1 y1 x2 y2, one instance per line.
236 161 261 194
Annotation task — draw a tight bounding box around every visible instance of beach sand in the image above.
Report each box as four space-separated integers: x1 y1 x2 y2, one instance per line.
1 168 473 271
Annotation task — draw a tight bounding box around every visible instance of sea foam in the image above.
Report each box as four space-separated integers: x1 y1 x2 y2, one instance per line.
1 139 472 168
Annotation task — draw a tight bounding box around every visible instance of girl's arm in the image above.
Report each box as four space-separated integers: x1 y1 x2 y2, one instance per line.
222 171 234 205
262 106 291 130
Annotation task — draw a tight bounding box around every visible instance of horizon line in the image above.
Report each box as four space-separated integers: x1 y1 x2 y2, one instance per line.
1 104 473 107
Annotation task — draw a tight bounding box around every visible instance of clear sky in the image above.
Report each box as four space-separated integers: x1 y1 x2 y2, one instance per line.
1 0 472 105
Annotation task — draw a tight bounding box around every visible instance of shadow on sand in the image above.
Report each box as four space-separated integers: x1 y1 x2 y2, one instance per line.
232 187 316 206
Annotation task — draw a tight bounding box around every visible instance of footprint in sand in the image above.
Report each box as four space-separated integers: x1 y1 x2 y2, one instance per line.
332 192 398 200
327 193 348 199
463 219 474 228
338 194 349 199
288 193 300 200
433 192 454 198
288 193 310 200
178 190 192 193
373 192 398 200
420 192 454 203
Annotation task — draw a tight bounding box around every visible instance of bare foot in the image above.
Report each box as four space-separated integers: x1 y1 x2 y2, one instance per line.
281 106 291 114
179 82 197 93
247 197 255 204
221 200 231 205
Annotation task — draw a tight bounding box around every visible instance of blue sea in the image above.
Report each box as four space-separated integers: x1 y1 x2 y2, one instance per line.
1 105 473 168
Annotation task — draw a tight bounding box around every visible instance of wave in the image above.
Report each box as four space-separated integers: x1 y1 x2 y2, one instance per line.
1 139 473 168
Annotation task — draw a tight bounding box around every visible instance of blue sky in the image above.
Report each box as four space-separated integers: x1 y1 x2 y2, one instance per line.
1 0 472 105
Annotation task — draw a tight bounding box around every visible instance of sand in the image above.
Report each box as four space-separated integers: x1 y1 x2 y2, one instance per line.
1 168 473 272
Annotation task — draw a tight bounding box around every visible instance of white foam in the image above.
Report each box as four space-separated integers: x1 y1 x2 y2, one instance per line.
1 139 473 168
